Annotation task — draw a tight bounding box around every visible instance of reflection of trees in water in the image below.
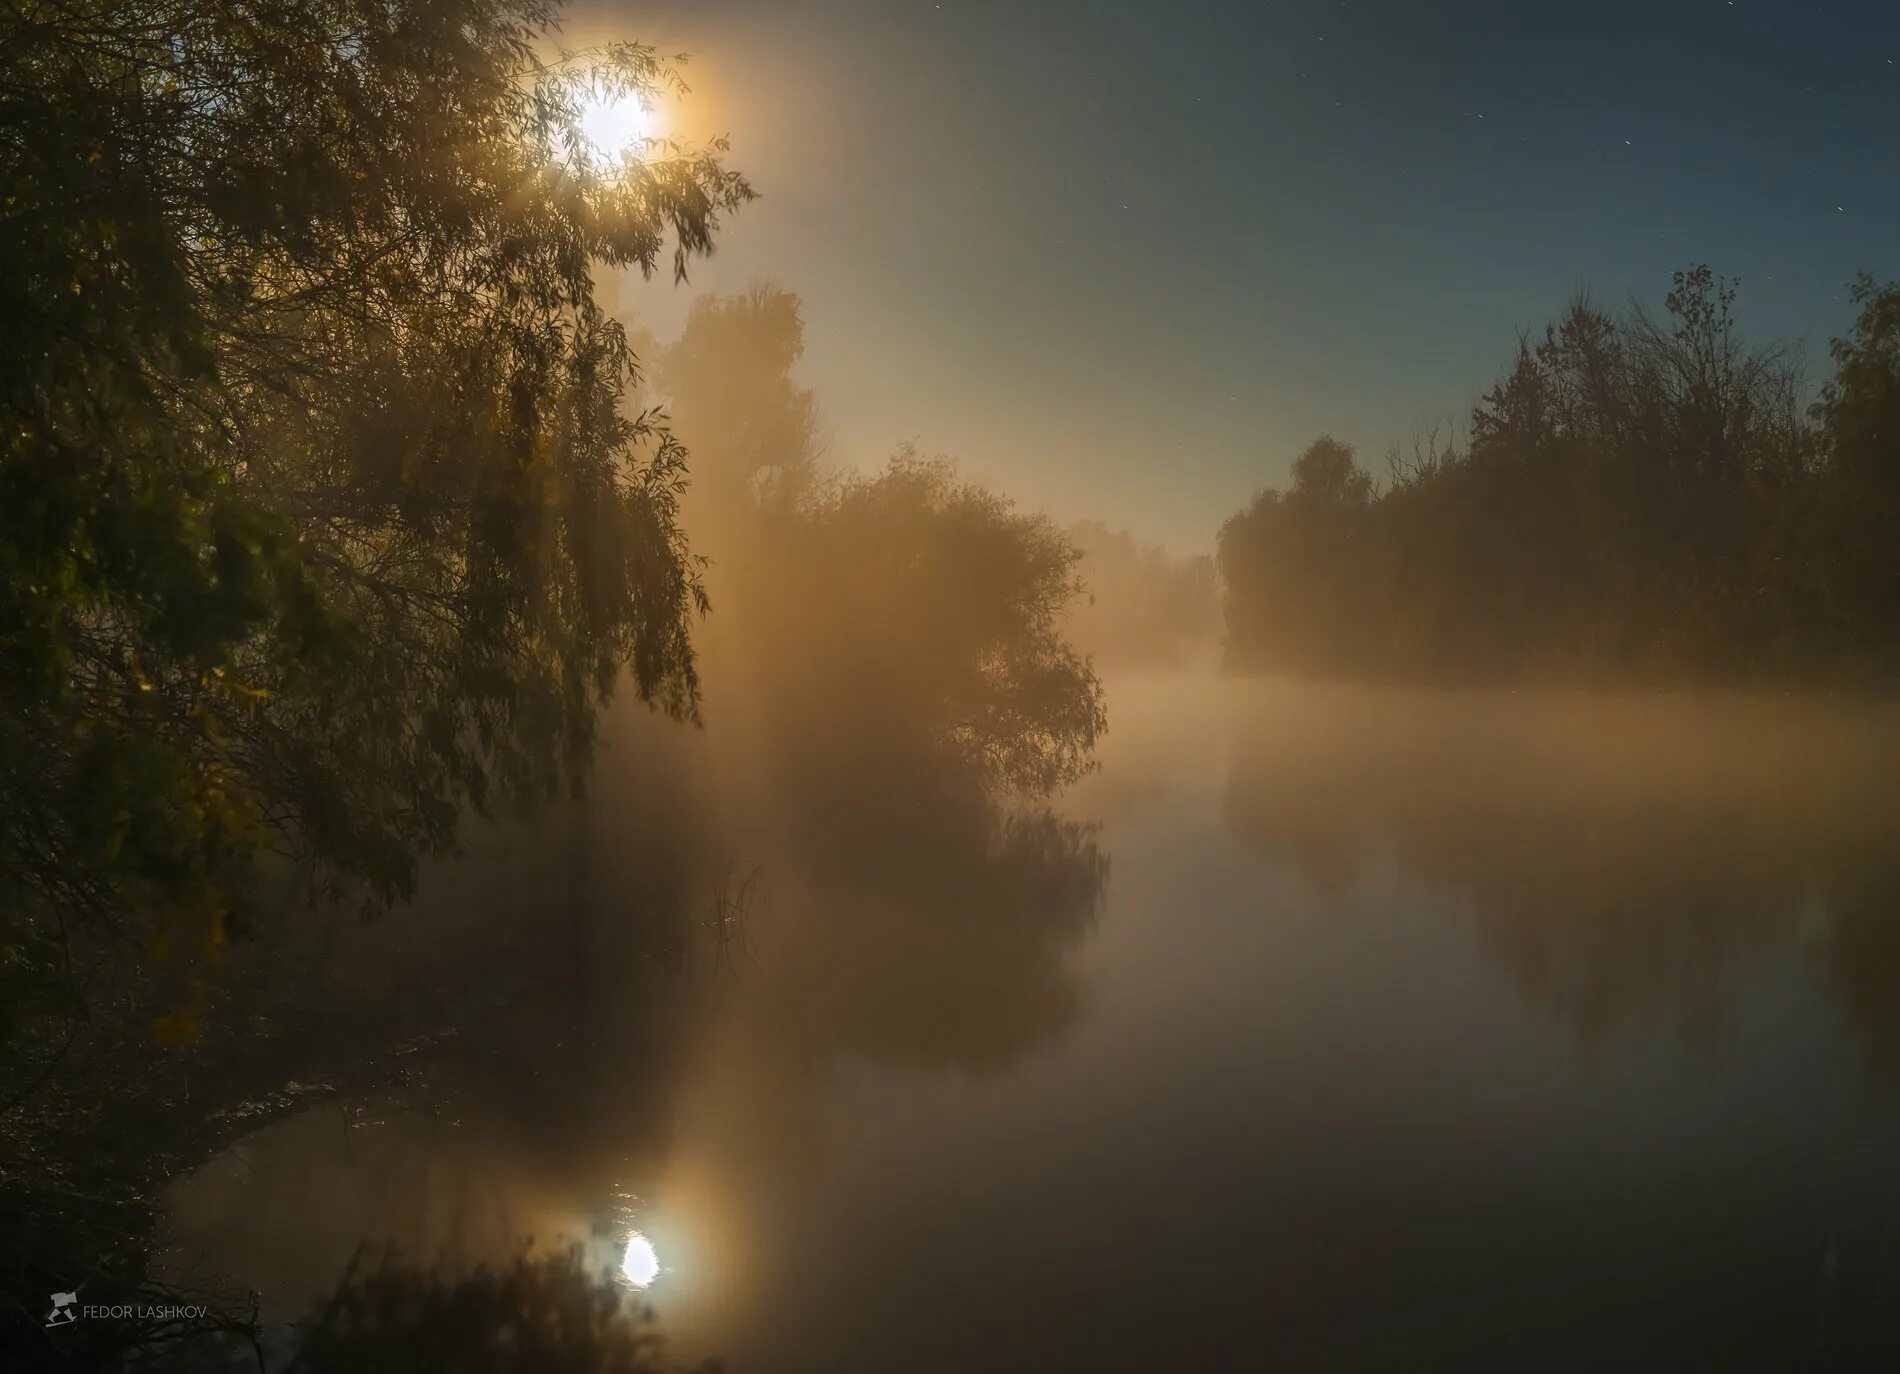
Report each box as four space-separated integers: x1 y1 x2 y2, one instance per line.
52 1246 714 1374
1818 874 1900 1079
282 1246 720 1374
0 743 707 1363
670 791 1107 1218
766 807 1107 1074
279 1246 714 1374
1223 685 1900 1058
126 722 1109 1363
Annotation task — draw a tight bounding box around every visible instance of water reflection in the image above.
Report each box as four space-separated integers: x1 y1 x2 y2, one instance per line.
156 698 1107 1364
621 1233 661 1288
750 810 1106 1073
286 1246 691 1374
153 677 1900 1370
640 802 1107 1361
1224 682 1900 1058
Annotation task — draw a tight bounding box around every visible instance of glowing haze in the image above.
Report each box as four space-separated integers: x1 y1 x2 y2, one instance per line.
579 90 663 164
570 0 1900 551
622 1232 661 1288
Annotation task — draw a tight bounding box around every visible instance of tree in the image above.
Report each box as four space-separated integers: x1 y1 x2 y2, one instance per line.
787 451 1107 798
288 1248 720 1374
1216 269 1857 685
1287 435 1373 509
0 0 753 1015
1218 436 1374 671
646 285 1106 813
1815 275 1900 652
658 284 822 515
1059 519 1217 669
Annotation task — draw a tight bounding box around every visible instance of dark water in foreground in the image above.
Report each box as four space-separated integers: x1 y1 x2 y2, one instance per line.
158 677 1900 1370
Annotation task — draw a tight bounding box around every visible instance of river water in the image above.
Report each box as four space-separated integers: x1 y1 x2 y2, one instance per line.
158 675 1900 1370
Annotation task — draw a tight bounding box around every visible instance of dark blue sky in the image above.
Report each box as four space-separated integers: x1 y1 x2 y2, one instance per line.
582 0 1900 548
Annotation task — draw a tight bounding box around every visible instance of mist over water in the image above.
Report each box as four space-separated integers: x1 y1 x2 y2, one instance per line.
154 673 1900 1370
16 4 1900 1369
31 263 1900 1370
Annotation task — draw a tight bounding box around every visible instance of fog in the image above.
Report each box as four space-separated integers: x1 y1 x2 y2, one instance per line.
11 4 1900 1369
129 667 1900 1370
24 267 1900 1373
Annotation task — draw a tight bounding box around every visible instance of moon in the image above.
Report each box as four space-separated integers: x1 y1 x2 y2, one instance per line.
621 1232 661 1288
579 93 661 164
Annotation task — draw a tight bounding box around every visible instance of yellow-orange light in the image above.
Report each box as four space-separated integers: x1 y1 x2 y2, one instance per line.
579 93 661 164
621 1232 661 1288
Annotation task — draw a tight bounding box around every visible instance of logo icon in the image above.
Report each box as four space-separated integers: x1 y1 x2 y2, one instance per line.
45 1291 78 1328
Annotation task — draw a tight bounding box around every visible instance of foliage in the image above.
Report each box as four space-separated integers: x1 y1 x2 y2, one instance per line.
1061 520 1218 669
656 284 821 512
1218 266 1900 684
1812 273 1900 651
6 1246 718 1371
653 286 1106 802
1218 434 1377 672
0 0 753 1005
789 450 1107 796
284 1247 720 1374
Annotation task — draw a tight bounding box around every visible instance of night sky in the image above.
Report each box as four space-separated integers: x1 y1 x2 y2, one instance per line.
576 0 1900 548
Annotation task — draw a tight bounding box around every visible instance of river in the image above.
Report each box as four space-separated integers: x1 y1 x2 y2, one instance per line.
156 674 1900 1369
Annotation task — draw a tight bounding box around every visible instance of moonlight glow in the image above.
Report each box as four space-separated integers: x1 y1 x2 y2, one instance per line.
621 1232 661 1288
579 92 661 164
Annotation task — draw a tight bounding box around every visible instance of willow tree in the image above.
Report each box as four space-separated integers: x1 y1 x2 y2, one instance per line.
0 0 752 1011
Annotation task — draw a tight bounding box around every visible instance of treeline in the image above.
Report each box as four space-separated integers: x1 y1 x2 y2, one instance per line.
650 284 1106 829
1219 268 1900 684
1061 521 1218 670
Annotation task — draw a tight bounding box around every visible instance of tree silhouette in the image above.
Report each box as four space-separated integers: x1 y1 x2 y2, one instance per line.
1217 267 1900 685
0 1 753 1016
653 286 1107 807
1060 519 1216 669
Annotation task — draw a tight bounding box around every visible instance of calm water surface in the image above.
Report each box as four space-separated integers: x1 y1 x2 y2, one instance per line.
160 676 1900 1370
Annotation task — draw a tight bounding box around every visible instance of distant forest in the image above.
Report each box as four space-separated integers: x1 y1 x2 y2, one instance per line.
1061 520 1217 670
1219 268 1900 685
